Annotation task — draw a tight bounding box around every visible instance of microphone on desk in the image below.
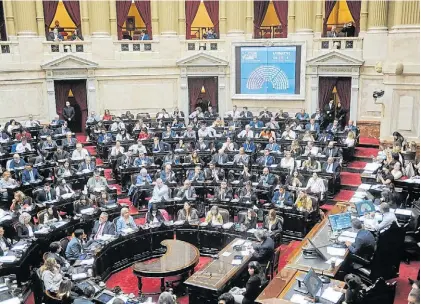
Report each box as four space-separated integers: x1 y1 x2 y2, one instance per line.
319 270 331 284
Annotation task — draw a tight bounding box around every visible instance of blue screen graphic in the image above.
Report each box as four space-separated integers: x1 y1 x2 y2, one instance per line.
240 46 297 94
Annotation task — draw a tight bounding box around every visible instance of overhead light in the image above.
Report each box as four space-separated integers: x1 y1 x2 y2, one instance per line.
201 85 205 93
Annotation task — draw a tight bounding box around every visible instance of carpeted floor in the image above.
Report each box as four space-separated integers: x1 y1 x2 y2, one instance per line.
359 137 380 146
332 189 356 202
355 147 380 158
347 160 368 169
340 171 362 186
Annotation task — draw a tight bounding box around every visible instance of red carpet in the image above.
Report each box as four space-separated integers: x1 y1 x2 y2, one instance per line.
333 189 355 202
355 147 379 158
104 169 112 180
118 198 138 215
394 261 420 304
340 172 362 186
348 160 367 169
96 158 104 166
359 137 380 146
85 146 97 156
75 133 86 144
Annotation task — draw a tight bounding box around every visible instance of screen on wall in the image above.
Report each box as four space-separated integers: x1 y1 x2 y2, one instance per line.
235 46 301 95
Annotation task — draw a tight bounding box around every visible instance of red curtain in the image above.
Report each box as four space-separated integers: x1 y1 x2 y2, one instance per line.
272 0 288 38
253 0 270 38
318 77 337 111
188 78 205 113
203 0 219 37
203 77 218 109
323 0 336 36
336 77 351 122
62 0 81 32
54 81 88 132
116 0 132 40
43 1 59 36
185 0 201 39
346 0 361 36
134 0 152 39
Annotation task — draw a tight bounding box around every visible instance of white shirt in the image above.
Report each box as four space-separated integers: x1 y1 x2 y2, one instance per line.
281 130 296 139
345 138 355 147
237 130 254 138
198 127 216 138
280 157 295 171
375 212 399 231
26 224 34 237
111 122 126 132
129 144 147 154
325 163 334 173
16 143 32 153
306 177 326 194
221 142 235 151
110 146 125 156
71 148 89 160
24 120 39 128
225 110 241 118
0 239 7 251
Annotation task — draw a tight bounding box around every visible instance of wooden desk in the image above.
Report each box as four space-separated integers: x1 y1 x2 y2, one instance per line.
133 239 199 294
256 268 298 302
185 238 255 304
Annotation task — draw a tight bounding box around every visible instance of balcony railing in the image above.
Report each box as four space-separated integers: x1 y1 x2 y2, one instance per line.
184 39 224 51
121 27 147 40
314 37 363 51
43 41 91 53
114 40 155 52
254 25 285 39
189 27 217 40
0 41 17 54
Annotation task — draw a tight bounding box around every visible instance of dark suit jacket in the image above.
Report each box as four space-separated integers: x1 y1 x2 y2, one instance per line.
16 223 36 239
212 153 228 164
323 147 342 158
215 188 233 201
21 168 41 183
322 162 340 175
204 168 225 181
257 155 275 166
91 220 116 237
264 217 283 233
0 237 11 256
78 162 96 171
349 229 376 260
36 189 57 202
252 237 275 263
271 191 293 206
53 150 70 162
305 123 320 133
146 210 165 224
242 275 262 304
65 237 82 260
241 110 253 118
63 106 75 120
45 252 68 267
260 173 276 186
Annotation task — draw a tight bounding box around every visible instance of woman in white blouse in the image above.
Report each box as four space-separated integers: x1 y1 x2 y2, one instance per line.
391 162 403 180
279 151 295 173
40 258 63 293
344 131 356 147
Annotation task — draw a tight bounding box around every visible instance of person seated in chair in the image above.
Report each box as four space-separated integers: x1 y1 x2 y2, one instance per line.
62 132 77 147
9 153 26 170
138 30 150 40
134 152 152 167
86 171 108 192
41 136 57 152
10 191 32 212
149 178 169 209
65 229 85 261
237 125 254 139
264 209 283 234
71 143 89 161
205 205 223 225
323 141 342 158
48 28 64 41
146 203 165 225
43 206 62 224
56 178 75 197
0 226 11 256
21 163 42 184
36 183 57 202
242 138 256 153
204 162 225 182
116 207 136 234
73 195 93 215
160 164 176 183
16 212 36 238
281 125 296 140
73 284 95 304
187 166 205 182
301 155 321 172
238 181 256 202
152 137 165 152
91 212 116 239
229 261 262 304
249 117 264 129
296 109 310 120
305 172 326 198
177 201 199 222
294 191 313 212
323 156 340 175
257 149 275 167
259 167 276 186
95 191 116 207
53 146 70 162
40 257 63 293
305 118 320 134
212 149 229 165
45 242 69 268
372 202 399 231
78 156 96 172
271 186 293 207
233 147 250 166
175 179 197 200
252 230 274 264
345 219 375 260
215 180 233 201
279 151 295 172
240 209 257 230
196 137 209 151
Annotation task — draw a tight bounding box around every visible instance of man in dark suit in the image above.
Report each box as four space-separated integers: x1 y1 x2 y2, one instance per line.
91 212 116 240
62 101 75 129
214 181 233 201
0 226 11 256
323 157 340 175
345 219 375 259
175 180 197 199
45 242 69 268
78 156 96 172
326 119 341 134
241 106 253 119
259 167 276 186
65 229 85 261
323 141 342 158
36 183 57 202
305 118 320 134
257 149 275 166
271 186 293 207
252 230 275 264
73 285 95 304
53 146 69 162
204 162 225 181
21 163 41 184
212 149 229 165
324 100 335 124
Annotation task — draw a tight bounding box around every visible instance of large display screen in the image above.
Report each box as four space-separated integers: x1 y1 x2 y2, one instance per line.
235 46 301 95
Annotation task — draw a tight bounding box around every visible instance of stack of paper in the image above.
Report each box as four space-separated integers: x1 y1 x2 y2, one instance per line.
290 294 308 304
321 287 343 303
0 256 17 263
326 247 347 257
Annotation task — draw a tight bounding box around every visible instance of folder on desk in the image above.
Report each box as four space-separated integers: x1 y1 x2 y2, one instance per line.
0 256 17 263
321 287 343 303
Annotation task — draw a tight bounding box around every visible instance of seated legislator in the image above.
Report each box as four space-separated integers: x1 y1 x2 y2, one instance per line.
10 191 32 212
86 171 108 192
265 117 279 129
221 137 235 152
45 242 69 268
175 139 188 153
302 141 319 157
238 166 252 183
116 207 137 234
56 179 75 197
260 107 273 118
205 205 223 225
233 147 249 165
323 141 342 158
0 171 18 199
258 167 276 186
177 201 199 222
95 191 116 207
264 209 283 234
73 195 93 215
16 212 36 238
305 118 320 133
15 138 32 153
344 131 356 147
78 156 96 172
56 161 75 179
71 143 90 161
183 125 197 139
294 191 313 212
65 229 85 261
281 125 296 140
110 118 126 132
238 181 257 202
265 137 280 152
23 114 39 128
53 146 70 162
21 163 42 184
160 164 176 183
302 130 315 142
257 149 275 166
306 172 326 197
240 209 257 229
175 180 197 200
212 149 229 165
198 124 216 138
137 128 150 141
149 178 169 208
345 219 375 260
41 136 57 153
252 230 275 264
36 183 57 202
62 132 77 147
187 151 203 166
162 125 176 139
40 258 63 293
187 166 205 182
195 137 209 151
8 154 26 170
323 156 340 175
289 140 303 157
134 152 152 167
229 261 262 304
146 203 165 225
326 119 341 133
242 138 256 153
237 125 254 138
43 206 62 224
240 106 253 119
91 212 116 240
296 109 310 120
301 156 321 172
129 139 148 155
371 202 399 231
249 117 264 129
204 162 225 181
152 137 166 152
271 186 293 207
214 180 233 201
279 151 295 172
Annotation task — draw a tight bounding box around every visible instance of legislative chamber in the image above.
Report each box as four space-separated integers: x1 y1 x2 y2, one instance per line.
0 0 418 303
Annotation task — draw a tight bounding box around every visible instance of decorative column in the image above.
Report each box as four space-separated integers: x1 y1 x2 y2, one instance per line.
226 0 246 35
88 1 110 36
158 1 178 36
359 0 369 33
151 0 159 37
288 0 295 34
367 0 388 31
35 0 44 36
295 1 313 34
401 1 420 25
314 0 323 35
3 1 16 37
80 0 90 36
13 1 38 36
178 0 186 38
109 0 117 38
245 0 253 37
219 0 226 36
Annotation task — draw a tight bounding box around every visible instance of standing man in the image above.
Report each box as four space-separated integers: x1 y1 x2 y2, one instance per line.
62 101 75 131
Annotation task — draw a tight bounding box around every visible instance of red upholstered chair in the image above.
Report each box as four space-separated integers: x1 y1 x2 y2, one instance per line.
159 209 170 221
